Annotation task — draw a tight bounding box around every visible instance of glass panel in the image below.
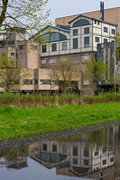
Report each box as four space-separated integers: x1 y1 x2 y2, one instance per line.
73 19 90 27
73 38 78 49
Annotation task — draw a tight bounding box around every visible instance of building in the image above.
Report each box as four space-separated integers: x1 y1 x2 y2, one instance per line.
55 7 120 32
34 13 117 94
0 6 119 94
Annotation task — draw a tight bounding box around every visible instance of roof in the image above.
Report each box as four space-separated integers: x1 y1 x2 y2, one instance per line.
68 14 117 27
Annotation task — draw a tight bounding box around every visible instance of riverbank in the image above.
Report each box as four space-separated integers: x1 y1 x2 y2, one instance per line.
0 92 120 107
0 102 120 142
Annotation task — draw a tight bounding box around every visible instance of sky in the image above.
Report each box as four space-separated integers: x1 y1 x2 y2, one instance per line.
47 0 120 23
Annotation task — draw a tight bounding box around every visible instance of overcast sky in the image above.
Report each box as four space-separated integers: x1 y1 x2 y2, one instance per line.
47 0 120 23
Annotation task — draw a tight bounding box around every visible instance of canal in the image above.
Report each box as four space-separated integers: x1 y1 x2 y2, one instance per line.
0 126 120 180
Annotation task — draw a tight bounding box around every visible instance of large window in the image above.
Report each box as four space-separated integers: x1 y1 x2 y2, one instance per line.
73 38 78 49
84 27 89 34
73 29 78 36
52 43 57 51
40 32 67 43
42 45 47 53
62 41 67 50
84 148 89 157
73 19 90 27
43 144 47 151
84 159 89 166
84 36 90 48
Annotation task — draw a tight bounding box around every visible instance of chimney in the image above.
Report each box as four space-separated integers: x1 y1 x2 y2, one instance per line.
100 1 104 21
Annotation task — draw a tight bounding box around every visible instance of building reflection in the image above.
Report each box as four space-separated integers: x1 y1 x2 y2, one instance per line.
0 126 120 179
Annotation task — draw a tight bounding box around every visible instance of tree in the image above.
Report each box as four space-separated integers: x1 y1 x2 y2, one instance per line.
0 53 29 92
115 32 120 61
0 0 50 33
49 60 80 93
85 58 109 93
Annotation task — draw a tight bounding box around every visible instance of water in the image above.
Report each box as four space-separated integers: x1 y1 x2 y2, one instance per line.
0 126 120 180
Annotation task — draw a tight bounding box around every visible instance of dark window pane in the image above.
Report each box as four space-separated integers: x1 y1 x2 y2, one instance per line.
84 27 89 34
84 36 90 48
43 144 47 151
73 19 90 27
84 148 89 157
111 29 115 35
73 29 78 36
73 38 78 49
73 158 78 164
62 41 67 50
102 159 107 165
104 27 108 33
84 159 89 165
52 43 57 51
42 45 47 53
52 144 57 152
73 146 78 156
95 37 100 42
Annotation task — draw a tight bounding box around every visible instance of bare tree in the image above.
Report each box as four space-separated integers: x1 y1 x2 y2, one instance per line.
0 0 50 34
49 60 80 93
0 53 29 92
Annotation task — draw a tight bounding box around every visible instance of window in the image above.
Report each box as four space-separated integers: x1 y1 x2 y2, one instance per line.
23 79 33 85
84 148 89 157
73 158 78 165
104 27 108 33
84 36 90 48
40 79 50 85
84 27 89 34
11 52 15 56
52 43 57 51
41 59 47 64
84 159 89 166
102 159 107 165
52 144 57 152
43 144 47 151
95 37 100 42
104 39 108 44
19 45 24 50
73 29 78 36
73 19 90 27
62 41 67 50
73 38 78 49
111 29 115 35
110 157 114 162
73 146 78 156
42 45 47 53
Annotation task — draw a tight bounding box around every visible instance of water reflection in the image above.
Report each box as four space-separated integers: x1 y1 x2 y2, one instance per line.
0 126 120 180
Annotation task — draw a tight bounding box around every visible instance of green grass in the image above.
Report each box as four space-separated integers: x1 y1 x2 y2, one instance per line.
0 102 120 141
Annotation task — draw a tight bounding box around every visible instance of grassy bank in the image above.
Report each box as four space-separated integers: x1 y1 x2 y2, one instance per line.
0 102 120 141
0 92 120 107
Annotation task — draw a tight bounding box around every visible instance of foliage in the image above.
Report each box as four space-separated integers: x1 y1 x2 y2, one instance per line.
49 60 80 92
0 102 120 141
115 32 120 61
85 58 109 83
0 53 29 92
0 0 50 33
